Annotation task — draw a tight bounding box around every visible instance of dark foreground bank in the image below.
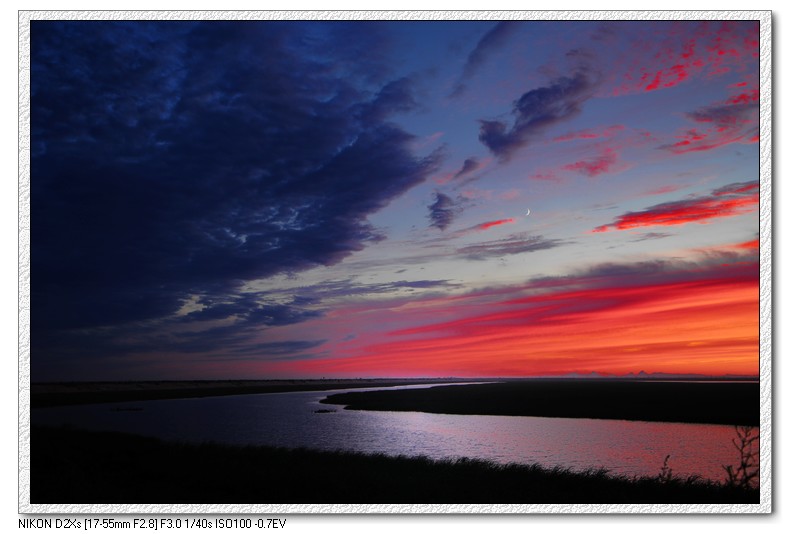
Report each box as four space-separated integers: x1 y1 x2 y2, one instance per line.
31 426 758 504
322 380 759 426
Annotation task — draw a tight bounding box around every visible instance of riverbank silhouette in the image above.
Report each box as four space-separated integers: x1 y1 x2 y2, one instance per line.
322 380 758 426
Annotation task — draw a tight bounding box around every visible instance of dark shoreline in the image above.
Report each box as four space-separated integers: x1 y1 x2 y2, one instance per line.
30 378 472 408
31 426 758 504
30 376 758 410
322 380 759 426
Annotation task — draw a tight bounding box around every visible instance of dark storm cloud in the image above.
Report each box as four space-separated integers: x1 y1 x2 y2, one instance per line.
456 234 567 260
32 274 458 373
160 278 459 358
453 158 481 180
357 77 420 123
658 97 759 153
31 21 442 349
266 351 332 362
479 71 599 160
428 192 461 230
577 260 674 280
244 304 324 327
167 298 326 355
686 100 758 127
228 340 328 356
288 278 460 302
633 232 672 242
711 181 760 197
31 296 325 365
183 295 323 327
531 255 758 293
590 257 759 285
450 22 520 98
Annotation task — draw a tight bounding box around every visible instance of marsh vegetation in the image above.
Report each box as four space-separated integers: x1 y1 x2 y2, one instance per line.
31 426 758 504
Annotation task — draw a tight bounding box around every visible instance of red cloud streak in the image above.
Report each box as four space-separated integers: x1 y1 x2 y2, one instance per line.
734 239 759 250
713 182 759 196
593 192 758 233
477 218 515 230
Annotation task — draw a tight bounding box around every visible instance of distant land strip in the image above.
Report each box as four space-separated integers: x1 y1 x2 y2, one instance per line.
321 380 759 426
29 378 474 409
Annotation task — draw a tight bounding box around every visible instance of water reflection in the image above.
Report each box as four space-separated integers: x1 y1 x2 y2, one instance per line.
32 384 758 483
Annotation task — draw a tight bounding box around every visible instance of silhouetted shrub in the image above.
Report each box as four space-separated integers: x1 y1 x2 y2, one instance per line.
722 426 758 489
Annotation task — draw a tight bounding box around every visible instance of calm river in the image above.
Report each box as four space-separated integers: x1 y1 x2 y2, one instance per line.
32 383 757 483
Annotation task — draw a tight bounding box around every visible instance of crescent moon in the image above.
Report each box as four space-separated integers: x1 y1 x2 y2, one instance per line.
525 208 531 216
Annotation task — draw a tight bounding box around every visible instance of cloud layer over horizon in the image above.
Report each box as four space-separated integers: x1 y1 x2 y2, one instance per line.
29 20 761 380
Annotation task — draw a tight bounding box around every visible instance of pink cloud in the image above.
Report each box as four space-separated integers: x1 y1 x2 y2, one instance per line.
553 124 625 143
644 184 685 196
460 188 493 200
530 170 561 182
611 21 759 96
414 131 444 149
562 148 619 177
644 63 690 91
499 189 521 201
711 181 759 197
662 85 759 154
433 171 456 185
726 88 759 105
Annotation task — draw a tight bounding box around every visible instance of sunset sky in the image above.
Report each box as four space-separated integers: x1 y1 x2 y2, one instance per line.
30 18 762 380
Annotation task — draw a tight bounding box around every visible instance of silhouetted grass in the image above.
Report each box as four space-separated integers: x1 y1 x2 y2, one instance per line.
31 426 758 504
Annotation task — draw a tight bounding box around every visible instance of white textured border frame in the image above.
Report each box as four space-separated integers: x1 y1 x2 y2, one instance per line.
18 10 772 515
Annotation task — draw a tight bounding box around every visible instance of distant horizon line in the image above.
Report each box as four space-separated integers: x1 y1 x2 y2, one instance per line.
31 372 760 385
